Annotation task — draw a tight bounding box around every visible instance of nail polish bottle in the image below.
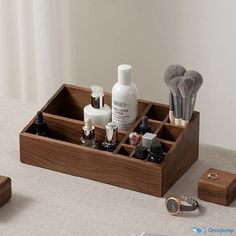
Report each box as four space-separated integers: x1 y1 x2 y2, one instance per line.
139 116 151 135
129 132 141 146
34 111 48 137
148 141 164 164
102 122 118 152
142 132 157 149
80 119 96 148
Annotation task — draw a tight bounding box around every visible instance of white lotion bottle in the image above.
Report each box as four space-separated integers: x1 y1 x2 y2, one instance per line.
84 85 111 126
112 64 138 131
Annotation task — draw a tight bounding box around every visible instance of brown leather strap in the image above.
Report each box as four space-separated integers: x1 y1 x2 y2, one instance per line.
177 195 198 212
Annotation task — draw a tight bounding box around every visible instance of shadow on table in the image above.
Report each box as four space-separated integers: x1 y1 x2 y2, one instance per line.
229 198 236 208
177 203 206 218
0 193 33 223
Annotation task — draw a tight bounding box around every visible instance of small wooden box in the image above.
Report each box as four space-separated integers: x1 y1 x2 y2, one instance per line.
0 175 12 207
20 84 199 197
198 168 236 206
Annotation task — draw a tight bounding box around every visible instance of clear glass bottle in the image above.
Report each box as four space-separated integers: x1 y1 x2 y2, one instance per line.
34 111 48 137
102 122 118 152
80 119 96 148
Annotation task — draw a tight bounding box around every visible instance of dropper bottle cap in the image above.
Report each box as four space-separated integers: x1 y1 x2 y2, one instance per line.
35 111 45 125
34 111 48 136
91 85 104 109
82 119 95 140
148 141 164 164
102 122 118 151
105 122 118 145
150 142 163 157
139 116 151 134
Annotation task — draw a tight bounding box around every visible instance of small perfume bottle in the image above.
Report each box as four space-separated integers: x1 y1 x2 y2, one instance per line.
80 119 96 148
102 122 118 152
148 141 164 164
139 116 151 135
34 111 48 137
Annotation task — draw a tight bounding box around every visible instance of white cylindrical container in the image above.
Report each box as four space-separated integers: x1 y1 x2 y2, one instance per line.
84 85 111 126
112 64 138 131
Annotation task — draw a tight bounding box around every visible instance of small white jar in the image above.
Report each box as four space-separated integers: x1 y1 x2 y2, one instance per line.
84 85 111 126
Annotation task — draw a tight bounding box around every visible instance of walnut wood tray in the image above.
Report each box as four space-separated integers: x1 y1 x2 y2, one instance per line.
20 84 199 197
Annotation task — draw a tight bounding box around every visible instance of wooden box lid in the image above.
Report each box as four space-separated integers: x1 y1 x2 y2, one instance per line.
198 168 236 206
0 175 12 207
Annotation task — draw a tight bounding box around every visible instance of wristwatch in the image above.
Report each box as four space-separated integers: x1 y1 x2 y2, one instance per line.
165 195 198 216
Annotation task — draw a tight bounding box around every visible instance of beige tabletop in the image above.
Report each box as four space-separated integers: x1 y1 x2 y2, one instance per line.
0 97 235 236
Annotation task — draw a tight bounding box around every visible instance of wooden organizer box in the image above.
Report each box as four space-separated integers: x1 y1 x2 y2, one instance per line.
20 84 200 197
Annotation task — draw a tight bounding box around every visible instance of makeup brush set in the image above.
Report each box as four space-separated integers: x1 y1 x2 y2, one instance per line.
164 65 203 127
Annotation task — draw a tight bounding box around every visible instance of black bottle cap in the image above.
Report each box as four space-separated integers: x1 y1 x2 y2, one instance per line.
134 146 148 160
34 111 48 136
139 116 151 134
148 141 164 164
150 141 163 154
35 111 45 125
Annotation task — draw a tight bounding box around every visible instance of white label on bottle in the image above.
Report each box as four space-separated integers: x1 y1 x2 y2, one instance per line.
112 100 137 130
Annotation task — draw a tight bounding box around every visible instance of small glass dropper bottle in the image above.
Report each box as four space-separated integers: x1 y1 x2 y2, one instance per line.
139 116 151 135
34 111 48 137
80 119 96 148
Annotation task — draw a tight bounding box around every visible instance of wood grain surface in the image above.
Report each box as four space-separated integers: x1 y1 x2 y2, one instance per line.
198 168 236 206
0 175 12 207
20 84 200 197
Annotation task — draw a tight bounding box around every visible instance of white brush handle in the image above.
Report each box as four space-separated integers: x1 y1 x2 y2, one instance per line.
181 119 189 127
174 118 182 126
169 110 174 124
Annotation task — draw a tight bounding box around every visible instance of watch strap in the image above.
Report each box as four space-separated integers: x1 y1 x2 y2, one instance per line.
179 195 198 211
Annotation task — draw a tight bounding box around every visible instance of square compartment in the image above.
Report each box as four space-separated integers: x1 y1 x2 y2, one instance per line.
160 142 173 154
134 119 162 134
130 142 172 165
145 104 169 122
117 144 135 157
156 124 183 142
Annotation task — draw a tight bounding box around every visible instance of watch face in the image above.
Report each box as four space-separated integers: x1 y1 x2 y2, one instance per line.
166 197 180 215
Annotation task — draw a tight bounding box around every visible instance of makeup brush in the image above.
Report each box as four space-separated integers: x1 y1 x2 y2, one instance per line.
184 70 203 117
167 76 183 126
178 76 195 127
164 65 186 124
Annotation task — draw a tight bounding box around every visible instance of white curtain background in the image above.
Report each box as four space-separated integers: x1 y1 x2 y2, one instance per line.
0 0 236 149
0 0 74 104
